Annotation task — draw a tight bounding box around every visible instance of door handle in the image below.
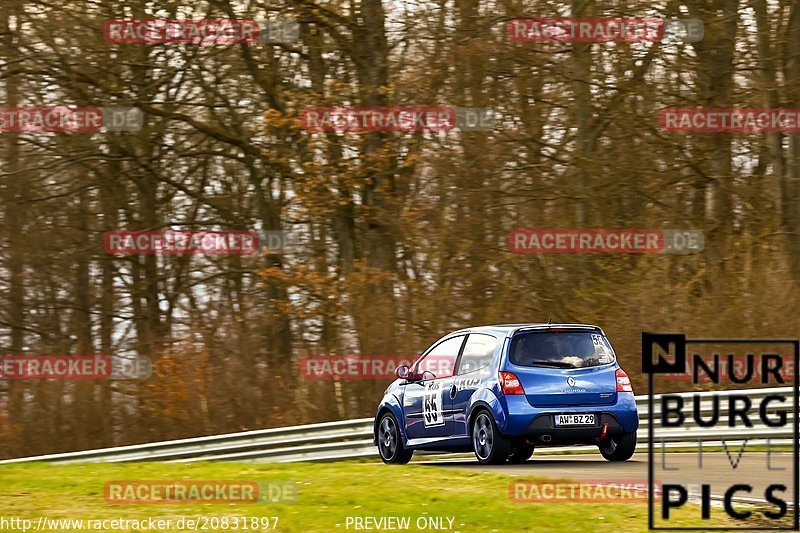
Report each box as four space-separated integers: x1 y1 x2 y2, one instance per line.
449 384 457 399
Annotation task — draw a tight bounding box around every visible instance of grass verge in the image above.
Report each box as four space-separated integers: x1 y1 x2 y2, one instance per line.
0 461 739 532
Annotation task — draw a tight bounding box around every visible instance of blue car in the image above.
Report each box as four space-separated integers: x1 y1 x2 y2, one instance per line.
374 323 638 464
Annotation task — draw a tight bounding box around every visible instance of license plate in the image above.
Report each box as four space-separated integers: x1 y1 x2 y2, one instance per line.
554 414 596 426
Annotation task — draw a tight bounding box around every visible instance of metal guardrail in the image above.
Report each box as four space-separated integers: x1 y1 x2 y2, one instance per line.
0 387 794 465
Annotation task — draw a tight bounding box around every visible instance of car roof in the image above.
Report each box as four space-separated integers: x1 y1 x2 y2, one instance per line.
450 323 604 338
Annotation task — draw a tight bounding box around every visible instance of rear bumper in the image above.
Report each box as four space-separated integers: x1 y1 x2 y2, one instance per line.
522 412 625 445
500 392 639 441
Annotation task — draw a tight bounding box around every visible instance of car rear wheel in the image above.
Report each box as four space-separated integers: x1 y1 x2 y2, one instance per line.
599 430 637 461
508 445 534 464
471 411 511 465
378 413 413 464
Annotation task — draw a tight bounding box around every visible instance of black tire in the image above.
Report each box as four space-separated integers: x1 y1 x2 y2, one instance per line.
508 445 534 464
377 413 413 464
471 411 512 464
599 431 637 461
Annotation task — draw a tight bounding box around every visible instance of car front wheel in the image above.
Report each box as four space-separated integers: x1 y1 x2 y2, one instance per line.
471 411 511 464
377 413 413 464
599 430 637 461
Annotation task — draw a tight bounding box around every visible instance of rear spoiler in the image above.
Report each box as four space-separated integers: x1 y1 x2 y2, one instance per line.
508 324 603 337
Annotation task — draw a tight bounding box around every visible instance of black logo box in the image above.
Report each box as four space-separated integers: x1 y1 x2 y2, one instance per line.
643 332 800 531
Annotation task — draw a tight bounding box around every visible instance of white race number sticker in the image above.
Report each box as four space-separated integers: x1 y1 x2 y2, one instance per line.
592 334 612 358
423 381 444 427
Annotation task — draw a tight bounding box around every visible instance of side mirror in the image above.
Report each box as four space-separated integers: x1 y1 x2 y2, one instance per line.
396 364 410 380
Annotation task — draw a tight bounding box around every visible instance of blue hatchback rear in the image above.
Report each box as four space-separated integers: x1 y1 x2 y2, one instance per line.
374 323 639 464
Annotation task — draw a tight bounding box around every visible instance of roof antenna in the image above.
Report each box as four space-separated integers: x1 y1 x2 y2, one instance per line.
547 317 552 325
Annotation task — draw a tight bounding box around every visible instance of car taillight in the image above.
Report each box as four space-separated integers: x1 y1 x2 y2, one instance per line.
616 368 633 392
499 372 525 395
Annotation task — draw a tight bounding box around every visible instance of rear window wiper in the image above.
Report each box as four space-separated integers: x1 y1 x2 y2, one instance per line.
529 360 577 368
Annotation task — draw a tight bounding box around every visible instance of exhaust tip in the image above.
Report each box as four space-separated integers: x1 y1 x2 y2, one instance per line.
541 434 552 443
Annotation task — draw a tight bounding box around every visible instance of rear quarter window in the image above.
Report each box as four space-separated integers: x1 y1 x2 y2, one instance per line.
456 333 497 375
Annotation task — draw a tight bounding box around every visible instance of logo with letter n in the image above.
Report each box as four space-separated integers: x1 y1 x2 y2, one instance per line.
642 332 686 375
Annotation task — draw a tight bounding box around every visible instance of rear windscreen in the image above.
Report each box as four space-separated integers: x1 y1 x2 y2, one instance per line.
509 331 616 368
